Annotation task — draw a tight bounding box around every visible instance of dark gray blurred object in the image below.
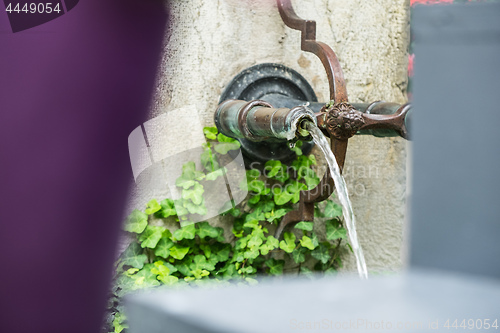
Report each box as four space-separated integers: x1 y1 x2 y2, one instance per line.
410 2 500 279
126 272 500 333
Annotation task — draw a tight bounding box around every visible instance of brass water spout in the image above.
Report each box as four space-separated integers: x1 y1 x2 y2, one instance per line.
214 99 317 142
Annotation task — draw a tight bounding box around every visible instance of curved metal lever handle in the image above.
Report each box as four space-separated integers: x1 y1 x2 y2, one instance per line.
359 103 411 140
276 0 347 102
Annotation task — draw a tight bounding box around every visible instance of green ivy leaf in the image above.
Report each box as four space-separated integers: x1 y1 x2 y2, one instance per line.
290 140 303 156
279 232 296 253
273 187 293 205
114 275 136 297
311 233 320 247
199 243 211 258
248 194 260 204
183 199 207 216
314 203 326 218
154 235 174 259
274 165 290 183
200 145 219 172
294 221 314 231
169 245 190 260
138 226 165 249
160 275 179 285
309 154 317 165
324 200 342 218
119 243 147 269
260 200 275 212
191 269 210 279
219 202 240 217
113 312 128 333
217 133 236 143
299 168 320 189
311 243 331 264
248 231 264 248
151 260 170 278
164 262 178 274
124 210 148 234
287 180 307 194
212 243 231 263
325 267 338 275
145 199 161 215
229 208 241 217
190 255 215 272
133 264 161 288
304 175 320 189
326 219 347 241
206 168 225 181
248 179 265 194
173 224 196 241
197 222 222 239
176 257 193 277
238 266 257 275
260 236 279 255
243 219 259 230
233 251 245 263
243 248 260 260
265 258 284 275
292 155 314 171
245 206 266 222
300 266 315 279
245 206 265 222
235 236 249 250
292 247 307 264
264 160 282 178
203 127 218 140
299 235 317 250
125 268 139 275
214 133 241 154
176 162 204 189
246 169 260 181
182 182 204 205
221 262 238 279
265 208 289 223
173 199 188 216
286 180 307 204
157 198 176 218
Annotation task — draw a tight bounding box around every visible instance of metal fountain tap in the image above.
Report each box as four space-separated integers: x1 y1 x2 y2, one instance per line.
214 0 411 238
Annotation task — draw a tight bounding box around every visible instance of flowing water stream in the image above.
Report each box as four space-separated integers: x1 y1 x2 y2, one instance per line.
305 122 368 279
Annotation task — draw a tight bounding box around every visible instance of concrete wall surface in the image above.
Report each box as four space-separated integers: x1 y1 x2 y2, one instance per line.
126 0 410 274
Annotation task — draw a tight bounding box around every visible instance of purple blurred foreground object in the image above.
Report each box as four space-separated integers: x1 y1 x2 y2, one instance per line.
0 1 167 332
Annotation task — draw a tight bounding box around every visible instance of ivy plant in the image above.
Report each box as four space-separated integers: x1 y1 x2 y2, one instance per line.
106 127 348 333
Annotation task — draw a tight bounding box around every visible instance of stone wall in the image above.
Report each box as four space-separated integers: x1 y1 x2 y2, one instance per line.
126 0 410 273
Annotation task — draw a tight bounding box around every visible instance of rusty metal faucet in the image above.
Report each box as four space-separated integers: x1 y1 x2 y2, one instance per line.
214 0 411 238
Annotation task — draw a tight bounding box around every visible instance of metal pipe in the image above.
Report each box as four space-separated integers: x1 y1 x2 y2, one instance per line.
214 99 317 142
260 93 412 138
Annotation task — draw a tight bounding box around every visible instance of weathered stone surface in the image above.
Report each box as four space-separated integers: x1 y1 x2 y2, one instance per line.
126 0 410 273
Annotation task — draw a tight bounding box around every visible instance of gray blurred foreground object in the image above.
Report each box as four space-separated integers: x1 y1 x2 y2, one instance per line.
125 3 500 332
125 272 500 333
410 2 500 279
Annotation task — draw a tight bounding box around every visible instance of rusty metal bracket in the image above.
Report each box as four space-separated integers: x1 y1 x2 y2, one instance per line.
274 0 410 239
276 0 347 102
275 0 349 237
